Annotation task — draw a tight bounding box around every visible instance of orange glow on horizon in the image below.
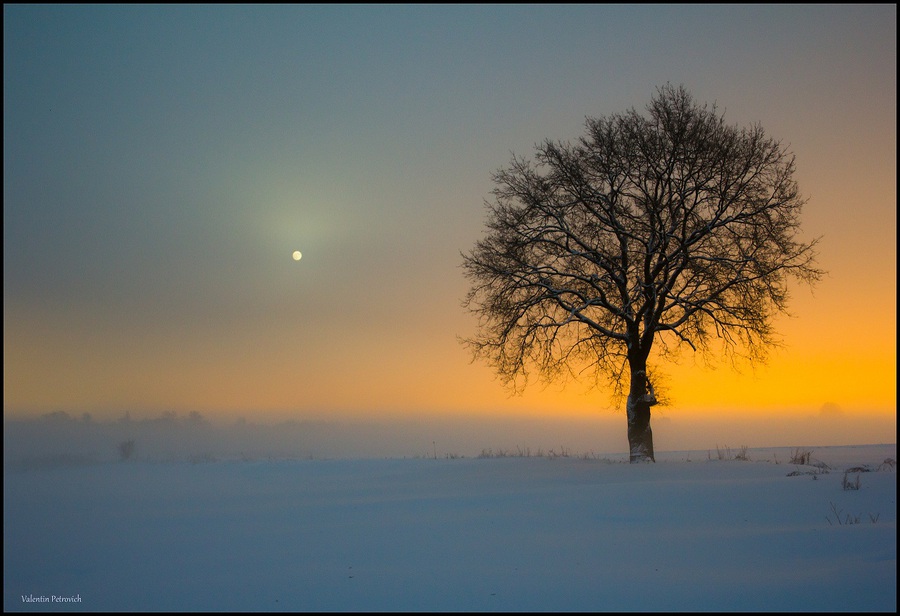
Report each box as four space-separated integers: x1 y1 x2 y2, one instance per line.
4 260 897 425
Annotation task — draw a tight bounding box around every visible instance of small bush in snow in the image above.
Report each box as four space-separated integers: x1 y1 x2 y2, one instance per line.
877 458 896 472
842 472 861 491
786 468 828 477
826 502 859 525
826 502 879 526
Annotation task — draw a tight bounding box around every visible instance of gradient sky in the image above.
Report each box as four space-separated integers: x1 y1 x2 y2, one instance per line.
4 5 896 443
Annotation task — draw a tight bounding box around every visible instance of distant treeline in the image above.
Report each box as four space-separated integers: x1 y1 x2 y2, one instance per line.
3 411 369 467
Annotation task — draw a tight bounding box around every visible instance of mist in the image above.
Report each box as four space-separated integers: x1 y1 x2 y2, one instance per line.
4 409 894 468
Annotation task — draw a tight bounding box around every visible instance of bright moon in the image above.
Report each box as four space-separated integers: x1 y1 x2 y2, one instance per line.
292 250 302 261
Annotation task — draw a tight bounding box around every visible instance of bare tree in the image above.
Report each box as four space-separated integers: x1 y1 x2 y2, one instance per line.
461 85 823 462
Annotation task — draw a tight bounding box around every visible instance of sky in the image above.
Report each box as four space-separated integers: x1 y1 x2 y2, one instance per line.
3 5 896 448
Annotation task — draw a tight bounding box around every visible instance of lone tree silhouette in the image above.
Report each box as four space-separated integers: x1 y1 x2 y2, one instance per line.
462 85 822 462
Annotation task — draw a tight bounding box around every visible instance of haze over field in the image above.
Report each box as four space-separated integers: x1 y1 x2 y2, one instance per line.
3 410 896 465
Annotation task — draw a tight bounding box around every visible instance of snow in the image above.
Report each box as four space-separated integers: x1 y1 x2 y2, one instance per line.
3 445 896 612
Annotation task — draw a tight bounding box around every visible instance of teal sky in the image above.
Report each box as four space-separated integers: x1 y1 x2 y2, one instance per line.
4 5 896 437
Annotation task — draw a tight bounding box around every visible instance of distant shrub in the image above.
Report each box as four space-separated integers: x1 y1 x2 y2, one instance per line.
118 439 135 461
709 445 750 461
789 448 812 465
478 448 507 458
477 446 597 460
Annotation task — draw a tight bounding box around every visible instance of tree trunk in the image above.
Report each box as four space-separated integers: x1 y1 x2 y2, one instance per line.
626 368 656 463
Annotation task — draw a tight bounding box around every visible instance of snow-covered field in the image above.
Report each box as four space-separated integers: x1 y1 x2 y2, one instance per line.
4 444 896 612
